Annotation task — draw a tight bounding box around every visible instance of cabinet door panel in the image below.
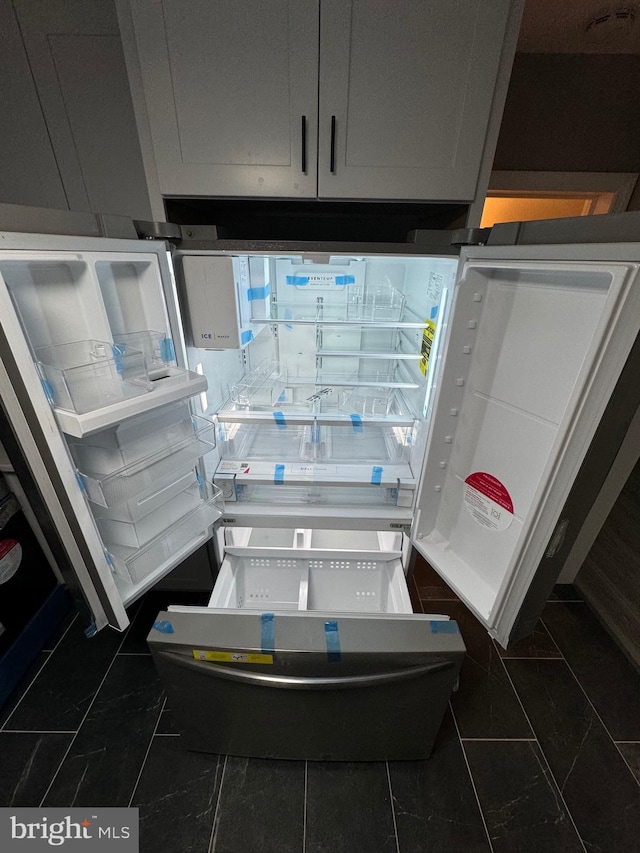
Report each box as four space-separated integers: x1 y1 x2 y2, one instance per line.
14 0 152 219
130 0 319 197
0 0 67 209
318 0 511 201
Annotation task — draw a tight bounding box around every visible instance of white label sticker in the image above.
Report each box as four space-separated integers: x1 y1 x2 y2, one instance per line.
463 472 514 532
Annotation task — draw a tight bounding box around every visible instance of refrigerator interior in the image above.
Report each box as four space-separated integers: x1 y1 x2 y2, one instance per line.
181 252 458 520
0 248 222 607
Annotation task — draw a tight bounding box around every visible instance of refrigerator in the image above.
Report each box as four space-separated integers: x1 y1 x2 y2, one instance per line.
0 219 639 759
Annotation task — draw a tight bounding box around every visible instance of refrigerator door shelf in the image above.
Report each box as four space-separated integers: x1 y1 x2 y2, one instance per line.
52 367 207 438
36 339 151 414
148 608 464 760
73 415 216 507
108 482 222 588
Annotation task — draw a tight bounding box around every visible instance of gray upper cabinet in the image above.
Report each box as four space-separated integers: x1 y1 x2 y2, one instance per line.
318 0 511 200
122 0 515 201
125 0 320 198
13 0 152 219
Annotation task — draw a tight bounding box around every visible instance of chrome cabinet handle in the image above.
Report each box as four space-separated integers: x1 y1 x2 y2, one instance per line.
330 115 336 173
301 115 307 174
159 650 452 691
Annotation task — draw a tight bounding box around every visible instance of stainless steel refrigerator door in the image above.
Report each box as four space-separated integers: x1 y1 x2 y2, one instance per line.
411 243 640 647
148 608 465 760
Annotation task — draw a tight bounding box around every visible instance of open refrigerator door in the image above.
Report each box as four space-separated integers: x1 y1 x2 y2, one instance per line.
0 233 223 632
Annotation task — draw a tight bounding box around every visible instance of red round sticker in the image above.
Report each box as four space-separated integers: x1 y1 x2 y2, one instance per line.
463 472 514 532
0 538 22 583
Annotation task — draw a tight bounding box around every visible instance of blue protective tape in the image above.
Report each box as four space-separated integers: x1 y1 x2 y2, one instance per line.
430 305 438 320
371 465 383 485
335 275 355 285
240 329 254 345
350 414 363 433
261 612 275 654
247 283 271 301
311 422 321 444
276 390 287 403
40 378 55 404
160 337 175 362
284 307 293 330
324 621 341 662
153 620 175 634
286 275 309 285
274 464 285 484
273 411 287 429
75 472 87 495
429 620 460 634
111 344 125 377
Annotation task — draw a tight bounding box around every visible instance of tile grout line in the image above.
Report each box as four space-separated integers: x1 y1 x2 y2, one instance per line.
302 760 308 853
460 737 538 742
1 730 78 735
540 617 640 790
37 628 131 808
385 761 401 853
449 701 496 853
127 696 167 808
208 754 228 853
1 614 79 733
498 651 588 852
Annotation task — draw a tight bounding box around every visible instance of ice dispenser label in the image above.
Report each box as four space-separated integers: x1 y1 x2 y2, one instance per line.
463 472 513 532
193 650 273 665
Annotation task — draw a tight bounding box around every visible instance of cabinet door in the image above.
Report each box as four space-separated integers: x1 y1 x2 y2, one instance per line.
0 0 67 209
128 0 319 198
13 0 152 219
318 0 511 201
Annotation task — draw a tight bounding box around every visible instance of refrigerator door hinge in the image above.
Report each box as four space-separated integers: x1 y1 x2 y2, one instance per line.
449 227 493 247
133 219 182 242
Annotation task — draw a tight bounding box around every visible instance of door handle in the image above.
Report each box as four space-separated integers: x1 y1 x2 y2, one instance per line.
330 115 336 174
301 115 307 174
159 650 452 691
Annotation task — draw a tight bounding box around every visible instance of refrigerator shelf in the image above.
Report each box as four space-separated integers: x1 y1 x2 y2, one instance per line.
223 527 403 558
108 482 223 586
73 415 216 507
217 422 414 465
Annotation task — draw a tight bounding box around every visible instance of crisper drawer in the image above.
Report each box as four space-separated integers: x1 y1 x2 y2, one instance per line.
209 554 412 614
147 608 465 760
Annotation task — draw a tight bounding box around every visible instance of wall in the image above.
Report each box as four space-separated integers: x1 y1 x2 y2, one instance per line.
493 53 640 176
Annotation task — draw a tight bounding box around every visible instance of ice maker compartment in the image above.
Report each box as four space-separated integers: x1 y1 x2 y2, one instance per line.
36 339 151 413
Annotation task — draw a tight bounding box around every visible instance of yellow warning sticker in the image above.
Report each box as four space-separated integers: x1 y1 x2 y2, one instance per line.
193 650 274 664
420 320 436 377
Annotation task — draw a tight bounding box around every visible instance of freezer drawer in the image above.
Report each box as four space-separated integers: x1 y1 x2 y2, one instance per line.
148 609 464 761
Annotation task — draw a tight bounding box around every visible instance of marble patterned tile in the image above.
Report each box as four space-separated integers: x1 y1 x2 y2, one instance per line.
389 709 490 852
306 760 397 853
132 736 223 853
616 742 640 785
542 601 640 740
496 621 562 659
444 602 533 739
506 658 640 852
0 732 73 806
3 618 123 732
42 656 164 807
0 652 50 729
464 740 583 852
211 756 305 853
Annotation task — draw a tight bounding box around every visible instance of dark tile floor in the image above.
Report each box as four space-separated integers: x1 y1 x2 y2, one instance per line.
1 562 640 853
